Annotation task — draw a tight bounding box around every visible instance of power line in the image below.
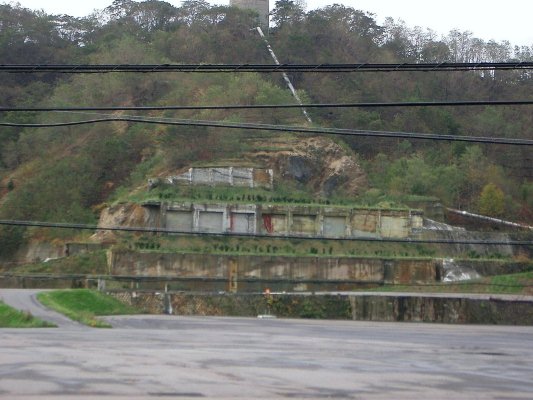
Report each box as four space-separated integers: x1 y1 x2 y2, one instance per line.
1 62 533 73
1 116 532 146
1 100 533 113
0 219 530 246
3 273 532 289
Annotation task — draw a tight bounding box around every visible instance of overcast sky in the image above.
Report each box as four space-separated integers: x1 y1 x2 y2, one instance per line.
8 0 533 46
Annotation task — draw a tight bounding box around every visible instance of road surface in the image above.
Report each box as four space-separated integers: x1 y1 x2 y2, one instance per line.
1 289 533 399
0 289 81 328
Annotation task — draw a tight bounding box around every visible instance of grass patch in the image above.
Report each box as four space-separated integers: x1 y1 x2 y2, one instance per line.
489 271 533 294
368 271 533 295
124 183 411 210
6 251 108 275
126 234 509 260
37 289 139 328
0 301 56 328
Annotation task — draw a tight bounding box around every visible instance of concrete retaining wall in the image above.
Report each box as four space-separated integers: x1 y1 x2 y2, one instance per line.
0 275 88 289
108 250 438 291
108 291 533 325
142 202 423 239
414 229 515 257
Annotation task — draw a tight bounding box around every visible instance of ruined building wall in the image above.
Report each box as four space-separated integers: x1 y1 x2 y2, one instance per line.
150 168 274 190
143 201 423 239
108 249 438 292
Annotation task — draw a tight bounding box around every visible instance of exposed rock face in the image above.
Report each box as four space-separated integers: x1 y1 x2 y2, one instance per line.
93 203 156 243
251 136 367 196
286 155 314 183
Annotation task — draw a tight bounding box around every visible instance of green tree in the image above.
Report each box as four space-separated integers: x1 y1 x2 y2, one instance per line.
478 183 505 217
271 0 305 28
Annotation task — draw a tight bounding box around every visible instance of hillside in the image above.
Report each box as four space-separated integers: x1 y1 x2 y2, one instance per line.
0 0 532 261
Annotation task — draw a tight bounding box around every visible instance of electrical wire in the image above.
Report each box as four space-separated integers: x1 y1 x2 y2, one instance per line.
0 116 531 146
1 65 530 280
1 62 533 73
3 272 532 290
0 219 530 245
1 100 533 113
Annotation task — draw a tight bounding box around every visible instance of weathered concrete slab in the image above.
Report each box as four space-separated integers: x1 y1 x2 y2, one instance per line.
2 308 533 399
108 250 438 291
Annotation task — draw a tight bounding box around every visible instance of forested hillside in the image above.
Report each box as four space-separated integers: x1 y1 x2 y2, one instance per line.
0 0 532 257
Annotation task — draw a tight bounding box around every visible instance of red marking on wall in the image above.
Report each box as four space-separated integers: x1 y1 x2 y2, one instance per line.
262 214 273 233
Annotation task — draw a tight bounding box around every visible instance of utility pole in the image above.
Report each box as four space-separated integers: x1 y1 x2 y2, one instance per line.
255 27 312 124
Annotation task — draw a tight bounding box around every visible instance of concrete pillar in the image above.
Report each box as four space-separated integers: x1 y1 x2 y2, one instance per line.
160 202 168 230
317 211 324 236
193 208 200 232
228 259 238 293
383 260 395 284
164 293 173 315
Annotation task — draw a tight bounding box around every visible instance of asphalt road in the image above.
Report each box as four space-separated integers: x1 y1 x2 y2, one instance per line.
0 289 82 328
1 289 533 399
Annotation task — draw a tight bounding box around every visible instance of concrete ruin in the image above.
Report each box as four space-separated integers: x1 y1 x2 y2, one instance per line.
107 250 438 292
85 161 528 296
150 167 273 190
137 201 424 239
1 259 526 293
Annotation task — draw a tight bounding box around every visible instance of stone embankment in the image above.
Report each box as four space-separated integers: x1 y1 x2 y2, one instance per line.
108 291 533 325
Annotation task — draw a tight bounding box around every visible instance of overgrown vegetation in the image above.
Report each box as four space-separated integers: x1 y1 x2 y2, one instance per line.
139 183 412 209
0 0 531 259
37 289 139 328
372 271 533 295
489 271 533 294
0 300 56 328
125 234 510 260
2 251 108 274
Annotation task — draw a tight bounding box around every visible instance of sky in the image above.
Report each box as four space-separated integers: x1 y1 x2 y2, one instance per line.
7 0 533 46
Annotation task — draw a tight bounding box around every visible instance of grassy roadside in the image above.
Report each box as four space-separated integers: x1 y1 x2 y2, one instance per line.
0 301 56 328
368 271 533 295
37 289 139 328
